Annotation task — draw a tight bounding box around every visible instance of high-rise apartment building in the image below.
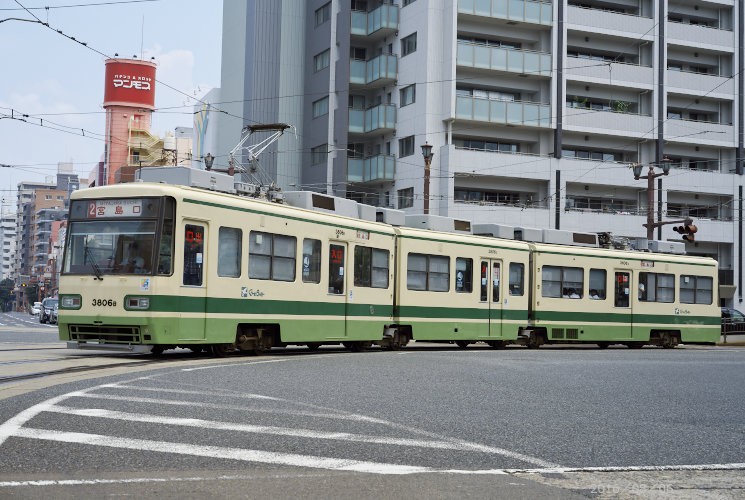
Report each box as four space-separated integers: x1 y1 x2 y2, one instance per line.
211 0 744 307
0 201 16 281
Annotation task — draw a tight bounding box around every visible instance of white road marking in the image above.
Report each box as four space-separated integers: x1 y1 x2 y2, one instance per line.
99 384 281 400
47 405 534 454
180 359 287 371
12 427 432 475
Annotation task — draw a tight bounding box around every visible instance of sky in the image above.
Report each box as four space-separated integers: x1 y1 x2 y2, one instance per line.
0 0 223 208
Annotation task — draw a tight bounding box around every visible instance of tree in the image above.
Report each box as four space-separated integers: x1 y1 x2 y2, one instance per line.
0 278 14 313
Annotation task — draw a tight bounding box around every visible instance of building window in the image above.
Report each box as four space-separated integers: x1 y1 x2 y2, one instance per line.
349 95 365 109
398 136 415 157
403 0 416 5
311 144 327 165
398 187 414 209
400 84 416 107
350 46 366 59
401 33 417 56
315 2 331 26
314 49 330 72
312 96 329 118
45 195 52 200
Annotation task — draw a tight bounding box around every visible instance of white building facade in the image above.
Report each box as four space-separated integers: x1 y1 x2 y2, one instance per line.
217 0 743 307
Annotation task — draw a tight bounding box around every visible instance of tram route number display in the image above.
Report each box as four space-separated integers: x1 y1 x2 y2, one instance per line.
87 199 144 218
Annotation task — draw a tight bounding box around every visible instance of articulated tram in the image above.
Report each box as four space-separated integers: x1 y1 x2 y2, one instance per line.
58 183 721 355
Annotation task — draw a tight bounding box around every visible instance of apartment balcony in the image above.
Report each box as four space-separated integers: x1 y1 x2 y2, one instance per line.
456 42 551 77
667 70 735 97
445 145 552 180
566 57 653 90
347 155 396 185
563 106 653 138
664 118 735 147
349 54 398 88
667 21 734 51
348 104 396 135
566 5 654 38
455 96 551 128
457 0 552 26
350 4 398 39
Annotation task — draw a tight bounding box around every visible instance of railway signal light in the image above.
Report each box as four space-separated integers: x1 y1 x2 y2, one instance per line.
673 223 697 242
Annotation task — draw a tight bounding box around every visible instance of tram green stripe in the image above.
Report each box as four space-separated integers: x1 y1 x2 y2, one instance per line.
534 310 719 325
183 198 393 237
396 306 527 321
144 295 394 318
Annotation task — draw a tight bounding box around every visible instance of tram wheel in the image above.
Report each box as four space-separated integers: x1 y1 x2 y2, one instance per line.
597 343 610 349
188 346 204 354
661 333 679 349
455 340 470 349
150 346 164 356
487 341 506 349
625 342 644 349
343 341 370 352
307 343 321 351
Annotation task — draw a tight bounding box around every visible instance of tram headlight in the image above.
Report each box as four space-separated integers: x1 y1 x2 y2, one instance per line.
60 295 81 309
126 297 150 310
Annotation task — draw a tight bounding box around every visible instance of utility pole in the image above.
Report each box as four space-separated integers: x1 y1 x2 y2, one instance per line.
632 158 671 241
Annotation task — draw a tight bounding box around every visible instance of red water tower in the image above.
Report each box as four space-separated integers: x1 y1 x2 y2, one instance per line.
102 58 157 185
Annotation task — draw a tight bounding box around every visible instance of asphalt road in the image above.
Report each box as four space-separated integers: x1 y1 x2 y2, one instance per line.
0 311 743 498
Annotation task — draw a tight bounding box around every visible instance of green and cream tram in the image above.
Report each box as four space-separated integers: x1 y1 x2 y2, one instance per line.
59 182 721 354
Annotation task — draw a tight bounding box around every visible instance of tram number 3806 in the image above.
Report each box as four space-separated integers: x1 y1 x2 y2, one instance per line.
92 299 117 307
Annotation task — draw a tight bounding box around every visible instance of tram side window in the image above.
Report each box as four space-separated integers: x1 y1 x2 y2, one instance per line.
455 258 473 293
541 265 584 298
680 275 713 304
183 224 204 286
589 269 606 300
354 246 389 288
157 197 175 275
217 227 242 278
509 263 524 296
407 253 449 292
302 239 322 283
638 272 674 303
248 231 297 282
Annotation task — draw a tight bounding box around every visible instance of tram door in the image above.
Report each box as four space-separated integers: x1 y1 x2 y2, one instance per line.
481 260 503 338
179 221 208 340
328 243 348 338
614 271 632 338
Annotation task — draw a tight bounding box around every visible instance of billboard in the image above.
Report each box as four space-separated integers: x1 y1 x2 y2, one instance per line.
103 59 156 109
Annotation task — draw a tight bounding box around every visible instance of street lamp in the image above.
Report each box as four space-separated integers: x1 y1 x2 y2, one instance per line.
421 142 434 215
632 157 671 240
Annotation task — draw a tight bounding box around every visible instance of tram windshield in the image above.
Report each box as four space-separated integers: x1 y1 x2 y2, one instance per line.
63 220 157 276
62 196 175 277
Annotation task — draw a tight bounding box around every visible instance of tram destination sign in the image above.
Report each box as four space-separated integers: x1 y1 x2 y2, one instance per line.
87 199 144 218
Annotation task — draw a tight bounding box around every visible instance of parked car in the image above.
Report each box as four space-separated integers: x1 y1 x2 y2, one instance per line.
721 307 745 335
49 305 58 325
30 302 42 315
40 298 58 324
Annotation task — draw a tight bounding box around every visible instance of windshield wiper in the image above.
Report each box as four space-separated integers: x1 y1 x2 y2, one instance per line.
85 244 104 281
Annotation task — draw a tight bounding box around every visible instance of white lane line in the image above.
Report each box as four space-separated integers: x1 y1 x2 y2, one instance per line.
181 359 287 371
47 405 524 454
12 427 432 475
2 462 745 488
99 384 281 400
73 392 395 422
502 463 745 474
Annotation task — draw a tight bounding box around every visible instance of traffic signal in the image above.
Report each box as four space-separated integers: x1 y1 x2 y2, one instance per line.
673 222 697 242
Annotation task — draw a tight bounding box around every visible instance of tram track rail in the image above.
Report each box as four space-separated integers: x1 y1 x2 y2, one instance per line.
0 358 172 385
